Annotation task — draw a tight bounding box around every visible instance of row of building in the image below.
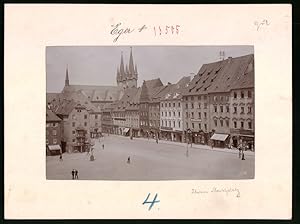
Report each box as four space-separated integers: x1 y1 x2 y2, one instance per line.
46 48 255 155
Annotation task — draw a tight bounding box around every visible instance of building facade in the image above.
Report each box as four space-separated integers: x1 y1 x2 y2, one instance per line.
46 108 63 155
182 54 255 149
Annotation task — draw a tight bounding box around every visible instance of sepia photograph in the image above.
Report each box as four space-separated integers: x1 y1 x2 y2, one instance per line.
46 46 255 180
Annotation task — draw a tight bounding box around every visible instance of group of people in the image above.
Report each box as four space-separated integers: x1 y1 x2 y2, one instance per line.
71 169 79 179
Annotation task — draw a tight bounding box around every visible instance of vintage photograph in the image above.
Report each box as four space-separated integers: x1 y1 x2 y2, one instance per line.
46 46 255 180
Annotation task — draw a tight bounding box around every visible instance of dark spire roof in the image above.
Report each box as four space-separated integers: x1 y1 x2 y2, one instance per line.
120 51 125 77
65 65 69 86
129 47 135 76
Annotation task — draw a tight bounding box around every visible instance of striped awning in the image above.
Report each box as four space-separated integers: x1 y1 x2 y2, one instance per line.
123 128 130 133
210 133 229 141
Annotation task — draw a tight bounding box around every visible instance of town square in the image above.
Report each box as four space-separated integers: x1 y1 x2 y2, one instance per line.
46 46 255 180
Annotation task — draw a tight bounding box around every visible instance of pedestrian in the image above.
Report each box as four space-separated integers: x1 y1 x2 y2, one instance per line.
241 142 246 160
71 169 75 179
102 144 104 150
59 154 63 161
127 156 131 164
156 138 158 144
238 144 242 158
75 169 79 179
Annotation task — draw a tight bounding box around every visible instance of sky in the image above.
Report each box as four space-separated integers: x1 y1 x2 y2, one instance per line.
46 46 254 93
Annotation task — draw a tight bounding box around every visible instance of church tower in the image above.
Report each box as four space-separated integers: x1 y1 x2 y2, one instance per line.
116 47 138 89
65 65 69 86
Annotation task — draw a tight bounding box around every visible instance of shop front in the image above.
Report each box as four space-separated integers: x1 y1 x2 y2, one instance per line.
210 133 229 148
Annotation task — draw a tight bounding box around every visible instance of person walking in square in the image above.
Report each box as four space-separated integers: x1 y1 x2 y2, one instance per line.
75 169 79 179
71 169 75 179
59 154 63 161
102 144 104 150
127 156 131 164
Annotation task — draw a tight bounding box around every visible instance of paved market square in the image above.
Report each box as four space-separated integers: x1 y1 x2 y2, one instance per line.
46 135 254 180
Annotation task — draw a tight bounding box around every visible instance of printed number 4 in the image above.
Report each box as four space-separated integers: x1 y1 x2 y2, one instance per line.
143 193 160 211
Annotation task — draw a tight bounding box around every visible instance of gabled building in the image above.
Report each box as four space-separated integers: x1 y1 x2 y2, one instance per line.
46 108 63 155
160 77 191 142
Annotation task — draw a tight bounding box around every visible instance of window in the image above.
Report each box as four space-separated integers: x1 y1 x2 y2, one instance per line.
220 120 223 127
169 121 171 127
204 112 207 118
204 124 207 130
84 114 87 119
220 106 223 113
241 121 244 129
165 121 168 126
84 122 87 127
162 112 163 116
165 112 167 116
204 103 207 109
192 123 194 129
198 103 201 108
234 107 237 114
226 120 229 127
161 103 164 107
191 96 194 100
204 96 207 100
234 92 237 98
241 107 244 114
186 103 188 109
169 103 171 107
199 123 201 129
191 103 194 109
186 112 188 118
178 102 181 107
248 121 252 129
95 123 98 126
72 122 75 127
53 138 57 144
198 96 201 100
169 112 171 117
72 139 75 142
178 121 181 128
46 123 50 127
191 112 194 118
248 107 252 114
214 120 217 127
198 112 201 118
248 91 252 98
226 106 229 113
241 91 244 98
72 114 76 119
214 106 217 112
173 112 175 116
186 122 189 128
173 103 175 107
165 103 167 107
234 121 237 128
173 121 175 127
95 115 98 119
178 112 181 117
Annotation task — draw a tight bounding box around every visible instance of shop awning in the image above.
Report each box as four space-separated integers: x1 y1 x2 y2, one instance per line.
210 133 229 141
123 128 130 133
48 144 61 151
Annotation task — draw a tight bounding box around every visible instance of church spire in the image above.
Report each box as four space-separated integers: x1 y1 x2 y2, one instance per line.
65 65 69 86
129 47 135 76
120 51 125 77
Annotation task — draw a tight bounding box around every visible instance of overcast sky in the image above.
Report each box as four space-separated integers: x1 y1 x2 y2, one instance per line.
46 46 254 93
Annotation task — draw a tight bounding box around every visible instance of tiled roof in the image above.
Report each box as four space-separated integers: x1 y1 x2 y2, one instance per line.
62 85 123 102
183 54 254 96
145 78 163 92
46 108 62 122
161 76 191 101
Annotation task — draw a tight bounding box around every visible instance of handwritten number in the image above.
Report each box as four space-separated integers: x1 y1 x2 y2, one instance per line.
176 25 180 34
143 193 160 211
159 26 162 35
